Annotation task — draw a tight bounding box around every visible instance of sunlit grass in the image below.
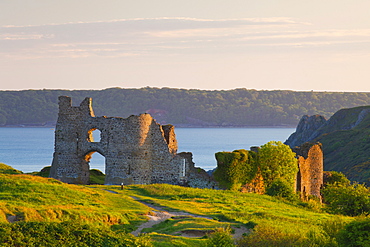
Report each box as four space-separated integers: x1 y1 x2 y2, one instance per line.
148 232 207 247
125 184 352 235
0 163 23 174
0 174 149 229
142 216 234 235
0 172 356 246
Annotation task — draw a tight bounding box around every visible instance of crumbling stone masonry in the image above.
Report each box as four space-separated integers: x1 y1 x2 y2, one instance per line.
50 96 190 185
293 142 324 201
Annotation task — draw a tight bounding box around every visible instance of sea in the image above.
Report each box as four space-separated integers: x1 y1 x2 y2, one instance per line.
0 127 295 173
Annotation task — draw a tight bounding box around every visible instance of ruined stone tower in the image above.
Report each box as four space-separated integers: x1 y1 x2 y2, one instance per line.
293 142 324 200
50 96 189 185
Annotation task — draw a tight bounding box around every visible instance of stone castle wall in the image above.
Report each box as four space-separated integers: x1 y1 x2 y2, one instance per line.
293 142 324 200
50 96 189 185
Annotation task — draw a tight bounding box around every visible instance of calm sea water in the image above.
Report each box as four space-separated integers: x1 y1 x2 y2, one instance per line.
0 127 295 173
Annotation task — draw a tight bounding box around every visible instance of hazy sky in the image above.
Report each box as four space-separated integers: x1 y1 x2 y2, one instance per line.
1 0 370 91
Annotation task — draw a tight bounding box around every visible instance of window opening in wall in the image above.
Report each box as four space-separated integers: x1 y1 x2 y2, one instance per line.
88 128 101 142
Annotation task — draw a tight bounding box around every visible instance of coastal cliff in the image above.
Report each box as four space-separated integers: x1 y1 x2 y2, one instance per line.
285 106 370 184
285 115 327 147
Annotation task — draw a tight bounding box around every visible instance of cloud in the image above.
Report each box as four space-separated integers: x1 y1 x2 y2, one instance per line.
1 17 369 59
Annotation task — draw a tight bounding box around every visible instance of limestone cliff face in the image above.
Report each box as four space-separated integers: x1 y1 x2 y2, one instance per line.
285 106 370 183
285 106 370 148
285 115 327 147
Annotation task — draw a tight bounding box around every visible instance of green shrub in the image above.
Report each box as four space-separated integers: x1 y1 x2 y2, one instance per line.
238 219 348 247
324 171 350 186
305 229 337 247
0 221 153 247
298 196 323 212
133 233 153 247
305 216 348 247
337 218 370 247
266 179 296 200
321 216 347 240
206 227 235 247
214 150 258 190
236 224 306 247
322 182 370 216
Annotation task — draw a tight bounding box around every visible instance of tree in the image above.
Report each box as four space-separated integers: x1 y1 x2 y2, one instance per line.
324 171 350 186
337 218 370 247
258 141 298 189
266 178 296 201
214 150 258 190
321 182 370 216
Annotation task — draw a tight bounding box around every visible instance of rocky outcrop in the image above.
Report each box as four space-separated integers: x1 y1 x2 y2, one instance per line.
285 115 326 147
349 108 370 129
285 106 370 148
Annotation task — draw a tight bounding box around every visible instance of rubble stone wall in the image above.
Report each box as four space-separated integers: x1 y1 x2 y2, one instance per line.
50 96 189 185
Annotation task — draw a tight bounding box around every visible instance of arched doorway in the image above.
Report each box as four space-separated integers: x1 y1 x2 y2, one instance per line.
84 151 105 184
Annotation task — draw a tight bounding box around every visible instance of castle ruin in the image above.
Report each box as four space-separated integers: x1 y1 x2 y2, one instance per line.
293 142 324 201
50 96 191 185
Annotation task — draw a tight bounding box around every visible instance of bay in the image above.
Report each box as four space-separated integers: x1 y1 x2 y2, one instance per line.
0 127 295 173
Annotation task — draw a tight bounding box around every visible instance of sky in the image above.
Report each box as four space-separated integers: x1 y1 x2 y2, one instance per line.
1 0 370 92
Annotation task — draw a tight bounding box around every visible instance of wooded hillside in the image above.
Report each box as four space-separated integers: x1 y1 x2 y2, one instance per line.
1 87 370 127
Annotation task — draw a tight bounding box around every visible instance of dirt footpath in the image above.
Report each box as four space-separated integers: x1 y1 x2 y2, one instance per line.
130 196 249 238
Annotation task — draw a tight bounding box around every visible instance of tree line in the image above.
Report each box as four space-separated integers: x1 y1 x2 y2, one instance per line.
2 87 370 126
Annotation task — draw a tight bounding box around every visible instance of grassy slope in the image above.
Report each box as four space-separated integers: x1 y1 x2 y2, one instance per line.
0 174 148 229
0 163 23 175
124 184 350 233
314 106 370 183
0 172 353 246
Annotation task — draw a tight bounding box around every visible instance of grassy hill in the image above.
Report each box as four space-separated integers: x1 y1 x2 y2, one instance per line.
317 107 370 184
0 163 23 175
0 167 357 246
0 173 148 226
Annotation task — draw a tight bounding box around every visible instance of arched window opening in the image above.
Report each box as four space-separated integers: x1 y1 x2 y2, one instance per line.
84 151 105 184
87 128 101 142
